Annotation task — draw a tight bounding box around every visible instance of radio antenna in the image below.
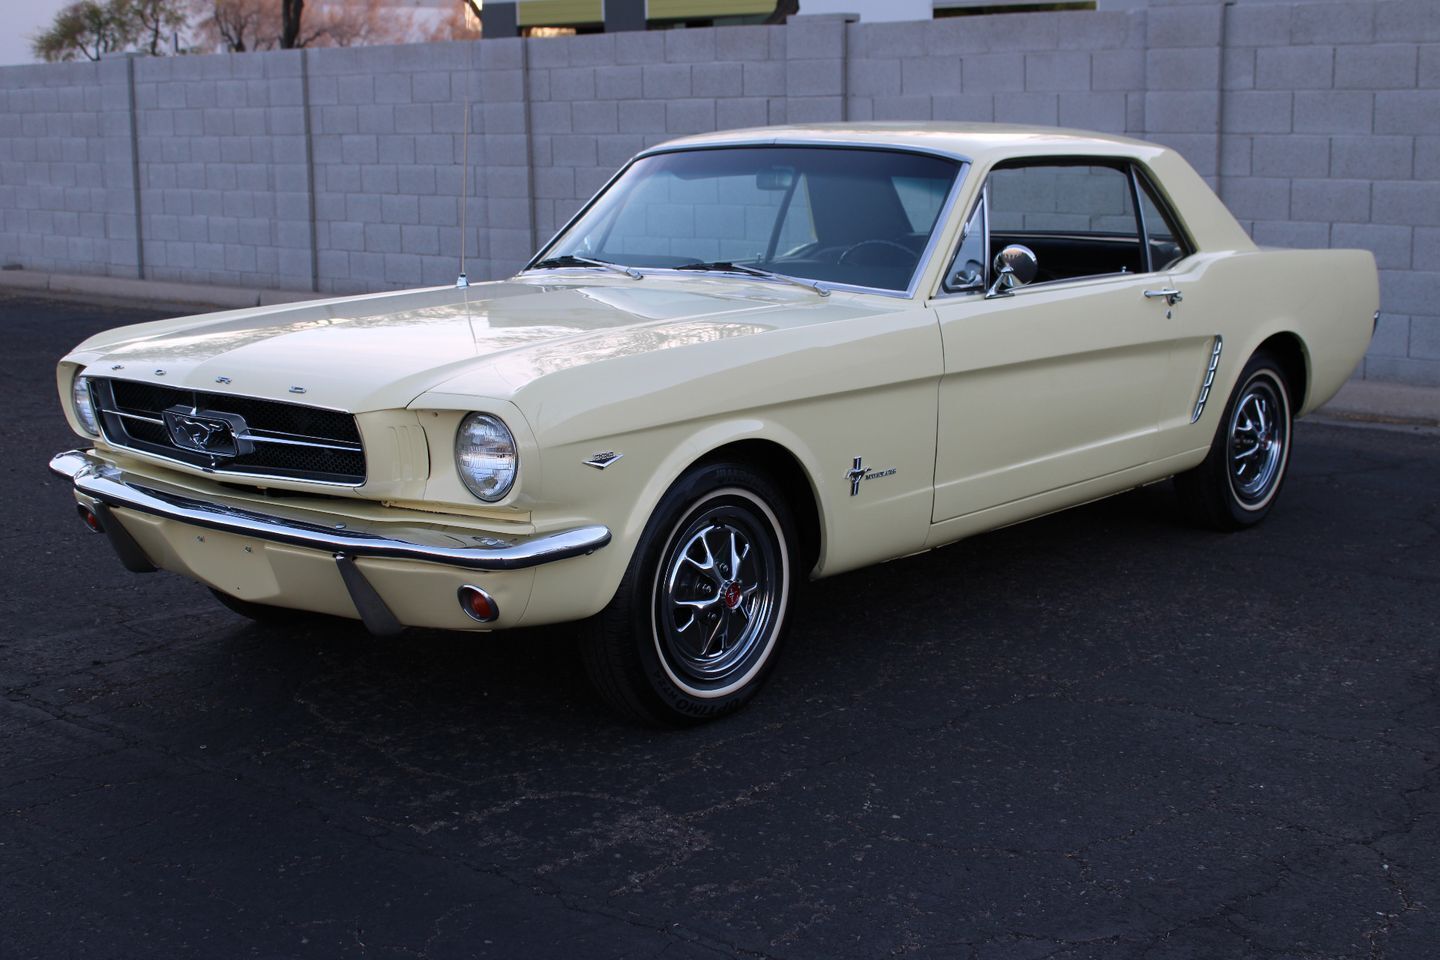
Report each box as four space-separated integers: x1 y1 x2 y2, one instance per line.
456 92 471 288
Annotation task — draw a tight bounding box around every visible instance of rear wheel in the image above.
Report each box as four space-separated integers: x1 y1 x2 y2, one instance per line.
580 462 795 725
1175 352 1294 530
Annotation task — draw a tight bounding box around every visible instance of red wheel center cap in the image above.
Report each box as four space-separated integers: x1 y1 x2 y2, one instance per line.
722 582 743 609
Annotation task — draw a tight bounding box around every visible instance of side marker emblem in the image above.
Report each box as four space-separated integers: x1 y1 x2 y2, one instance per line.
584 451 623 470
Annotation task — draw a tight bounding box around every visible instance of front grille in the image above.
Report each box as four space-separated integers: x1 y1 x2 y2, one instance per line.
91 378 366 485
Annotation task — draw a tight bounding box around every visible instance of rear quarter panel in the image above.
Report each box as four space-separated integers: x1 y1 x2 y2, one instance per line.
1175 247 1377 411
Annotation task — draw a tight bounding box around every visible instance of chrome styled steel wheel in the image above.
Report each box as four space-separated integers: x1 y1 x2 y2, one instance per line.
653 491 784 697
1174 352 1294 530
1227 375 1288 509
581 463 795 725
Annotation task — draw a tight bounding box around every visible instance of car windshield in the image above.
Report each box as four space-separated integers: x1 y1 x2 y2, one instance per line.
534 146 963 294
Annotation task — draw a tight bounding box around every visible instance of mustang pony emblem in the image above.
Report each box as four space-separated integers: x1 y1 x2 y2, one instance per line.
161 406 253 459
845 457 870 495
179 418 226 448
846 456 897 497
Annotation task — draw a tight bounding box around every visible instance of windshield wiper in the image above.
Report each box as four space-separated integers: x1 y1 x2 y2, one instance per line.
674 261 829 297
528 254 643 280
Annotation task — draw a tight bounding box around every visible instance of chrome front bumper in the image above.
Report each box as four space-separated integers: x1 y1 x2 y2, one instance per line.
49 449 612 634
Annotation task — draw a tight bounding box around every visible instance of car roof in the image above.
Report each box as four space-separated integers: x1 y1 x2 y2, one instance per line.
642 122 1170 167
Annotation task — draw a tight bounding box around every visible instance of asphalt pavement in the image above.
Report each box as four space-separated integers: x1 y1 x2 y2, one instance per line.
3 292 1438 959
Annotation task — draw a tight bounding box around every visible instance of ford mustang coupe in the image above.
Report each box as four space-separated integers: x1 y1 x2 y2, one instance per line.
50 124 1378 724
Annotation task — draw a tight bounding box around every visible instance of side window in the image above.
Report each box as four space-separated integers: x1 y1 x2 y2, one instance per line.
942 196 987 293
1136 174 1193 271
986 163 1145 283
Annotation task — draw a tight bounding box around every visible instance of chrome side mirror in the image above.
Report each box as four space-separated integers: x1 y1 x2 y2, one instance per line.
985 244 1038 298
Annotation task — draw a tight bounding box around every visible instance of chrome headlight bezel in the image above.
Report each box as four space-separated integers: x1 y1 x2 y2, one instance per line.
72 372 99 436
454 412 518 502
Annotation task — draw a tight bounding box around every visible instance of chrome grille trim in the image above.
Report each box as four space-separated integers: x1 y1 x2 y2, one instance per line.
90 378 367 486
109 409 165 425
245 433 363 453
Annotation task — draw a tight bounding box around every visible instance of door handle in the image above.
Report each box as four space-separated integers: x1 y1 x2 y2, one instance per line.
1144 288 1183 305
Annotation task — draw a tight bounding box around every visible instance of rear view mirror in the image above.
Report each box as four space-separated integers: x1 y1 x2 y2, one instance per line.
756 166 796 191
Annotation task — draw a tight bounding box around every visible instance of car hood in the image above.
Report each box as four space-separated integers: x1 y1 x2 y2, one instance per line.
68 275 877 412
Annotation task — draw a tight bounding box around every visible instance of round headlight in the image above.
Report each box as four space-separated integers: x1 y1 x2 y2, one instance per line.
454 413 517 502
72 374 99 436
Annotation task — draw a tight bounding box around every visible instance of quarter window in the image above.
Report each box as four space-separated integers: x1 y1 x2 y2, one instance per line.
1136 175 1193 270
942 199 987 294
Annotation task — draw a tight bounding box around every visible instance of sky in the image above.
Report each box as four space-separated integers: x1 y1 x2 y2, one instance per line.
2 0 73 66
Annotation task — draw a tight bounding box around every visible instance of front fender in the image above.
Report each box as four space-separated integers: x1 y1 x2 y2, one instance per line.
519 417 832 628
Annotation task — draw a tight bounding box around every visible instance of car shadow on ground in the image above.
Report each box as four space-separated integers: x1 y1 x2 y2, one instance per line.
194 480 1187 746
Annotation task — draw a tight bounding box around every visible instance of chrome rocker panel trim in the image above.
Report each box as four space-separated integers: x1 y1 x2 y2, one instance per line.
49 449 612 573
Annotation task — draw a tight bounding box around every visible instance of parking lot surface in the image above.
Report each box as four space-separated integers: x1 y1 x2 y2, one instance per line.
3 293 1438 959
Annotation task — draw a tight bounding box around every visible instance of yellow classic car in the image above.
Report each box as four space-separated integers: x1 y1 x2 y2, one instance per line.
51 123 1378 724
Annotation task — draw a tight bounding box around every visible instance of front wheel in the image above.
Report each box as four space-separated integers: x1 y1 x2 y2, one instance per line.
580 462 796 725
1174 352 1294 530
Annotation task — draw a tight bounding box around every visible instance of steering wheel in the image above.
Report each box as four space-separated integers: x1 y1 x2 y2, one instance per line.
837 239 915 266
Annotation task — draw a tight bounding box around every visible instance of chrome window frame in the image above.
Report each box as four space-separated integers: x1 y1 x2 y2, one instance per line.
931 155 1188 301
936 184 989 297
523 141 972 301
1131 162 1198 271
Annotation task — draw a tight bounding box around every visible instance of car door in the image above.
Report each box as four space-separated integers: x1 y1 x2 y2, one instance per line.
930 160 1183 523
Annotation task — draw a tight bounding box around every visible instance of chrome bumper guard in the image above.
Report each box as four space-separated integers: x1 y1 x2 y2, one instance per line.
49 449 612 635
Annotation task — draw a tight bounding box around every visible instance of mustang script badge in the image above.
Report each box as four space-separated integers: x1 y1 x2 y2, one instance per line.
162 406 254 459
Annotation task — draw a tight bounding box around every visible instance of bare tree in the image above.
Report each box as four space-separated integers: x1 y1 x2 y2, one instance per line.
192 0 417 53
308 0 416 47
121 0 188 54
191 0 278 50
423 0 481 41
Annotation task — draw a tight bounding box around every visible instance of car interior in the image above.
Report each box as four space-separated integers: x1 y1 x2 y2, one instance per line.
944 160 1193 294
564 146 961 293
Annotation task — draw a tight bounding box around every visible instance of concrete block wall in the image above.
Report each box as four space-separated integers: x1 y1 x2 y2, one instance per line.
132 51 313 291
0 60 134 277
846 11 1144 134
306 41 483 292
0 0 1437 384
1217 0 1440 384
521 24 794 244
